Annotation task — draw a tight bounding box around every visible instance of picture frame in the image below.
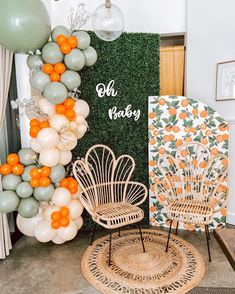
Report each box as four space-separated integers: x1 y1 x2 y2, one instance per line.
216 60 235 101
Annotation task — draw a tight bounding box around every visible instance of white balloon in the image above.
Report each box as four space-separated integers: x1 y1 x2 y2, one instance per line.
75 115 85 124
34 220 56 242
30 138 42 153
52 234 66 244
49 114 70 132
57 220 77 241
69 121 77 131
74 99 90 118
37 128 60 149
16 213 42 237
73 216 83 230
59 150 72 165
42 204 59 221
52 187 72 207
57 130 77 151
38 98 55 117
77 124 87 134
39 148 60 167
67 199 84 219
75 131 85 140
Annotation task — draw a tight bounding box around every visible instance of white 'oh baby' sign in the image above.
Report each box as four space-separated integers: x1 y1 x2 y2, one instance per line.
95 80 141 121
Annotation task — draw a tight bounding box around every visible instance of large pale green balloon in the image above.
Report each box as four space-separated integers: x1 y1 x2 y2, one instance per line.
33 184 54 202
51 26 70 42
16 182 33 199
50 164 66 184
0 191 20 213
43 82 68 105
22 165 37 182
30 70 50 92
64 49 85 71
73 31 91 50
42 42 64 65
2 174 22 191
27 54 43 69
18 197 39 218
18 148 38 166
83 46 98 67
0 0 51 53
61 70 81 91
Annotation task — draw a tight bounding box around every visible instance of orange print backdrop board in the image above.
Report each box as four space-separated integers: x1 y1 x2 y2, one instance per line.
148 95 229 230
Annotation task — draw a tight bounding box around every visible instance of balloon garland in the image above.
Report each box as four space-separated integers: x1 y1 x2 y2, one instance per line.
0 25 98 244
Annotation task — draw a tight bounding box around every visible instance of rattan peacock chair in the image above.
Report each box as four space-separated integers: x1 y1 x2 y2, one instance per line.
154 142 229 261
73 144 148 265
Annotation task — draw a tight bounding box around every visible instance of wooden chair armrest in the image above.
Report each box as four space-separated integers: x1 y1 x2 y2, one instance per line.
124 181 148 206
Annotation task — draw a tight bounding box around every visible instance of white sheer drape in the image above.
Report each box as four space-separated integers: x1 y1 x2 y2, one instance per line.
0 46 13 259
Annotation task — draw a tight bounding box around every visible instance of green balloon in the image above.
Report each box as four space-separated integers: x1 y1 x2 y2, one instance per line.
61 70 81 91
33 184 54 202
0 191 20 213
0 0 51 53
30 70 50 92
73 31 90 50
83 46 98 67
27 54 43 69
2 174 22 191
51 26 70 42
42 42 64 65
18 148 38 166
16 182 33 199
64 49 85 71
43 82 68 105
18 197 39 218
22 165 37 182
50 164 66 184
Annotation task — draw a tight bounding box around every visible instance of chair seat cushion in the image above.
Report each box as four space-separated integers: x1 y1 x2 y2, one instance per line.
167 200 214 225
93 202 144 229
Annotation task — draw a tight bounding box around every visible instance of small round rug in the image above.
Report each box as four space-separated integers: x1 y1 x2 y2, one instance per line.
81 229 205 294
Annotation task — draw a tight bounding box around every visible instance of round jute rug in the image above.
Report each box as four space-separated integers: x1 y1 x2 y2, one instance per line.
81 229 205 294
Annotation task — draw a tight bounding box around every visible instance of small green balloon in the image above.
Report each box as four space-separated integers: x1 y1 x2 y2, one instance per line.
43 82 68 105
64 49 85 71
83 46 98 67
16 182 33 199
73 31 91 50
22 165 37 182
42 42 64 65
18 197 39 218
0 191 20 213
2 174 22 191
61 70 81 91
51 26 70 42
50 164 66 184
30 70 50 92
33 184 54 202
27 54 43 69
18 148 38 166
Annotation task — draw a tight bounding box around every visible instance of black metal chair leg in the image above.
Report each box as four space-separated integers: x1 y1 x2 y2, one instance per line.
118 227 121 237
205 225 212 262
90 222 97 246
175 221 179 235
108 231 112 266
138 223 146 253
166 220 173 252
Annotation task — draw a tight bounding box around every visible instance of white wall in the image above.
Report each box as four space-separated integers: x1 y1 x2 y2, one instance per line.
186 0 235 224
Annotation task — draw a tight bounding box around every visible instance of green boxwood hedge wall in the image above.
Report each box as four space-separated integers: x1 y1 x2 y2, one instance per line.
73 32 160 230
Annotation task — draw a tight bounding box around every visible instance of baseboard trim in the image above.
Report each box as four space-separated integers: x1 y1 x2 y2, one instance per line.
227 212 235 225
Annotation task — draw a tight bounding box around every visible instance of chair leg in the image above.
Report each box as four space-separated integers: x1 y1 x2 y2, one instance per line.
108 231 112 266
90 222 97 246
175 221 179 235
166 220 173 252
138 223 146 253
205 225 212 262
118 227 121 237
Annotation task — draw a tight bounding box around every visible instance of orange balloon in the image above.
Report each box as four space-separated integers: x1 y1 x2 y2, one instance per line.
60 42 72 55
7 153 19 165
51 211 61 221
60 217 70 227
41 166 51 177
60 178 69 188
55 104 66 115
29 126 40 138
64 98 75 109
65 109 76 121
54 63 66 74
0 163 13 175
42 63 54 75
70 187 78 194
39 121 50 129
56 34 67 46
51 220 60 229
30 119 40 127
30 178 40 188
68 180 78 190
67 36 78 48
60 207 70 217
39 176 51 187
30 167 41 179
12 164 24 175
50 72 60 82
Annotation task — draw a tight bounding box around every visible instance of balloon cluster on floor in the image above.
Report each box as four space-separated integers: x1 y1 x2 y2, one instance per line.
0 25 98 244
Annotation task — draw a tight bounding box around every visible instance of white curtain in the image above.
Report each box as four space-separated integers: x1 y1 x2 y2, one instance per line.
0 46 13 259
